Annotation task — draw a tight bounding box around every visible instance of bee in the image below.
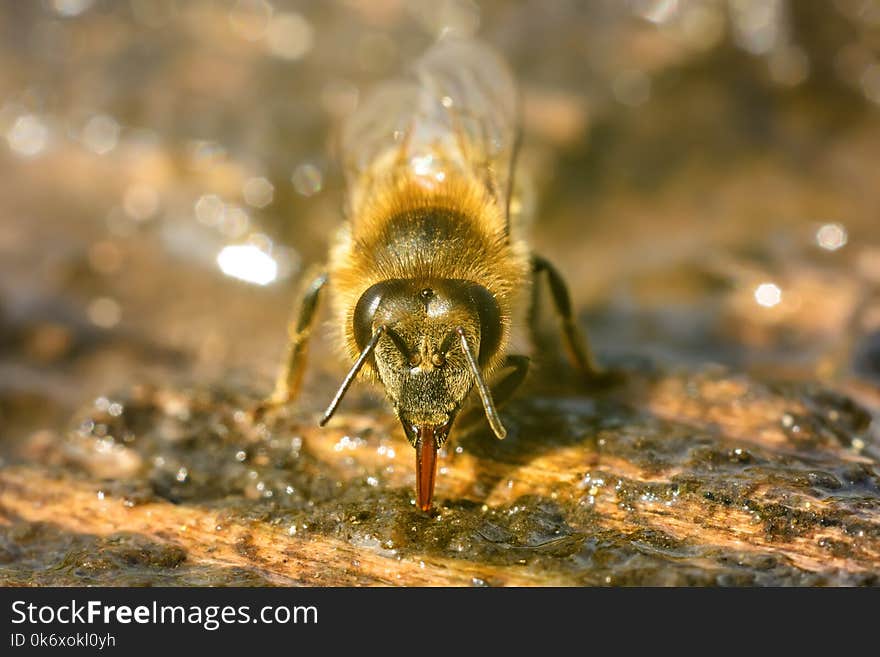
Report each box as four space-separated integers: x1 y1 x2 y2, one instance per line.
263 38 603 511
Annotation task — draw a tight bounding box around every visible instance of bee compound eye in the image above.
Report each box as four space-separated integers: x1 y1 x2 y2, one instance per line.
353 282 388 350
466 284 502 366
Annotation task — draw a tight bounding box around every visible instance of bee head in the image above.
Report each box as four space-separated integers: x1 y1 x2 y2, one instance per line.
352 278 503 510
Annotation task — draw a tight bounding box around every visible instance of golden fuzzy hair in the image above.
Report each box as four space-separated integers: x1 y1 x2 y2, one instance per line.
327 171 530 379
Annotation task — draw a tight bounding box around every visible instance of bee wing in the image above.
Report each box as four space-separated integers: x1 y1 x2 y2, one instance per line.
341 38 519 227
340 79 422 217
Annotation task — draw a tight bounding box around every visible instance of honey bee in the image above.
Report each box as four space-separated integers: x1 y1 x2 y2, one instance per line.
263 38 603 511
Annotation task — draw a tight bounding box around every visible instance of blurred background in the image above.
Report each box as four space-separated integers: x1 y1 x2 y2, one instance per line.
2 0 879 454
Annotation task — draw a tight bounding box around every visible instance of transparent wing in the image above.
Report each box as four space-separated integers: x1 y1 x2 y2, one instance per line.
341 38 519 225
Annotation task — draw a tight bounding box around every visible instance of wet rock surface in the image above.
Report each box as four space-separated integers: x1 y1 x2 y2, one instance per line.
2 367 877 586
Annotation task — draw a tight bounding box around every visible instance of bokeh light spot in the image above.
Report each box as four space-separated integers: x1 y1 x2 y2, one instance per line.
242 177 274 208
266 12 314 60
754 282 782 308
82 114 120 155
816 223 848 251
217 244 278 286
7 114 49 157
291 163 323 196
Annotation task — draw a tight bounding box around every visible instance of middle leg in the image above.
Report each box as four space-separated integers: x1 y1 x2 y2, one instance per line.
530 254 605 381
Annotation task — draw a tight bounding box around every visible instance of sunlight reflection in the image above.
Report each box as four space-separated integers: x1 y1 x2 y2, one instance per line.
754 282 782 308
216 244 278 286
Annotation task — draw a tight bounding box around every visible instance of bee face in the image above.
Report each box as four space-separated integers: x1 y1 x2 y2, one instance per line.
353 278 502 447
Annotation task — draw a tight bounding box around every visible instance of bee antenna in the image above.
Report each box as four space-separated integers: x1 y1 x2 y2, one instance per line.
456 327 507 440
319 325 386 426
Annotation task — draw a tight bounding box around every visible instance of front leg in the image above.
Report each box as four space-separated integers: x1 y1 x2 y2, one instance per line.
531 254 604 381
258 270 328 415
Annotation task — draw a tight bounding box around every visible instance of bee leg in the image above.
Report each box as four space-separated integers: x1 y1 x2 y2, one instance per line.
455 355 530 434
531 255 606 383
254 271 328 417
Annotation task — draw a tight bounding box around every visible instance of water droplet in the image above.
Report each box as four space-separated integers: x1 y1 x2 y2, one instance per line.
266 12 314 60
81 114 120 154
87 297 122 329
6 114 49 157
242 176 274 208
291 163 323 196
195 194 225 226
729 0 785 55
219 205 250 238
816 223 847 251
52 0 94 17
754 282 782 308
634 0 680 24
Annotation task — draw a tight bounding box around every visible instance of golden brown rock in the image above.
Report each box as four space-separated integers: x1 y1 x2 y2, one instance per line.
1 369 877 586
